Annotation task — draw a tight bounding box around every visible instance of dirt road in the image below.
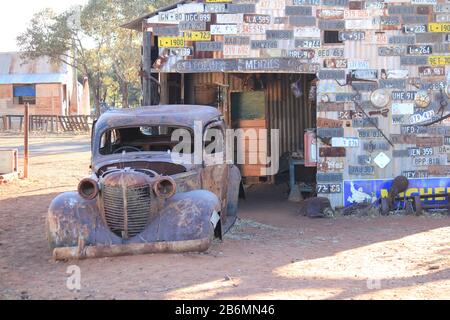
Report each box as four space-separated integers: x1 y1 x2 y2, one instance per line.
1 134 449 300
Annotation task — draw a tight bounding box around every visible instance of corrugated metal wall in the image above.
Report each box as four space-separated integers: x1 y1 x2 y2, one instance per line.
186 72 316 156
266 74 315 155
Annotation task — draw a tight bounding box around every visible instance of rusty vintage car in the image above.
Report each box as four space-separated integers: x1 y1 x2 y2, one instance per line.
47 105 242 260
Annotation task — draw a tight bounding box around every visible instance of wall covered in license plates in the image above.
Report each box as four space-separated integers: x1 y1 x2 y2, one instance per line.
144 0 450 207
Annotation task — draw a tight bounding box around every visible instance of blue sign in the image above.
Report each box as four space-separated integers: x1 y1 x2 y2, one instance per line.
343 178 450 207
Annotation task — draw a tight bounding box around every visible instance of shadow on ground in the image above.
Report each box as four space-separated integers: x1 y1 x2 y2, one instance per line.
1 183 449 299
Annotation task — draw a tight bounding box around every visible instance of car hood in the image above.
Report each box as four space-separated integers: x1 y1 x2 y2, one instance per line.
92 152 200 173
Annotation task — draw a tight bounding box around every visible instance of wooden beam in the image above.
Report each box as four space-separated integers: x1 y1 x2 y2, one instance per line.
159 73 169 104
24 103 29 179
142 30 153 106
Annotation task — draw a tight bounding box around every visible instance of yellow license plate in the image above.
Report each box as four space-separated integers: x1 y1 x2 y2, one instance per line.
184 31 211 41
158 37 185 48
428 23 450 32
428 56 450 66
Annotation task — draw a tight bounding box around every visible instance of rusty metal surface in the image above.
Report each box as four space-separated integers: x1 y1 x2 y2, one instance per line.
94 105 221 145
0 52 69 78
319 147 346 157
48 185 222 251
317 117 343 128
48 106 242 258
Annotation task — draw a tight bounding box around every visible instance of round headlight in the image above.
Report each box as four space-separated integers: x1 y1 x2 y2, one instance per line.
153 177 177 199
78 178 99 200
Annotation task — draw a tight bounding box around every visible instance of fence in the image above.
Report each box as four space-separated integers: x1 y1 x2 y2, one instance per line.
0 115 92 133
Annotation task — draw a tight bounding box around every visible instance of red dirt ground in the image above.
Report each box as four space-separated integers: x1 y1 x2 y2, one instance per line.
1 134 449 300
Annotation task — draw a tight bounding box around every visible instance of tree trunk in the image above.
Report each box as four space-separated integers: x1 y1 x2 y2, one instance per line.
90 82 101 119
85 70 101 119
121 82 129 108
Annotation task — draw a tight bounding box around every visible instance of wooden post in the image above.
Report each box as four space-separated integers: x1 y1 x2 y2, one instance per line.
160 73 169 104
2 115 6 131
24 103 29 179
180 73 185 104
19 116 23 132
142 31 153 106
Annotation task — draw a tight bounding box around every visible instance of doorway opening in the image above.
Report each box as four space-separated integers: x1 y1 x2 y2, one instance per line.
227 73 317 196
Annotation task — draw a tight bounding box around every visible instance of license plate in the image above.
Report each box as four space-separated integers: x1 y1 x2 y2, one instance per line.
324 58 348 68
410 110 435 125
407 45 432 55
331 137 359 147
403 25 428 33
413 157 442 166
428 23 450 32
158 37 185 48
184 31 211 41
392 91 416 101
429 56 450 66
295 39 321 48
408 147 434 157
317 184 342 194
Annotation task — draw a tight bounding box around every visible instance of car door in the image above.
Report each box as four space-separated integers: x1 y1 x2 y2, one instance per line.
201 120 230 225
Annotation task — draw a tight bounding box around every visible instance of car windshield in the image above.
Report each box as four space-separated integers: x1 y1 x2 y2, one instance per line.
99 125 194 155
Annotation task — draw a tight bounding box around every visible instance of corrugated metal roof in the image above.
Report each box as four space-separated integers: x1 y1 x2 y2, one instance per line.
121 0 187 31
0 52 68 75
0 73 68 85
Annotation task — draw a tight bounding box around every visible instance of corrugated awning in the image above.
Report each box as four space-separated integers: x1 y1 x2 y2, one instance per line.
0 73 67 85
0 73 68 84
121 0 186 31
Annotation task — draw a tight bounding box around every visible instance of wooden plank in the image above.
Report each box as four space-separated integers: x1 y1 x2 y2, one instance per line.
239 164 266 177
235 119 267 128
66 117 74 131
58 117 67 132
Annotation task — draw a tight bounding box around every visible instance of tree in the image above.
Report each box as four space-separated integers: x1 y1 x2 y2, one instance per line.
81 0 153 108
17 6 110 115
17 0 175 114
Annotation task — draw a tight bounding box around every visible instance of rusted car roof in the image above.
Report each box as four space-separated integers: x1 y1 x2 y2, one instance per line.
95 105 222 133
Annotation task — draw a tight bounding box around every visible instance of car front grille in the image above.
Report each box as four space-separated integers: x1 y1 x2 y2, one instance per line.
102 184 152 239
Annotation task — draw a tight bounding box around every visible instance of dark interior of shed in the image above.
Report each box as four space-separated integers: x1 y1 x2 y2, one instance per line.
162 72 318 196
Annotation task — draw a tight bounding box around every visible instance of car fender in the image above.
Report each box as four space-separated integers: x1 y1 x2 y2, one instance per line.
47 192 121 249
133 190 221 244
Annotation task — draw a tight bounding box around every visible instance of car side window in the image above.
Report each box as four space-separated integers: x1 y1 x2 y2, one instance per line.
203 122 226 166
111 130 119 146
99 130 120 155
100 131 109 151
204 124 224 155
